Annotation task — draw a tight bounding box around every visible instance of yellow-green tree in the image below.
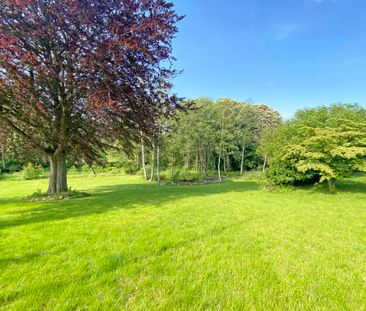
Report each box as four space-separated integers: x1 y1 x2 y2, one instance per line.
285 120 366 191
262 104 366 191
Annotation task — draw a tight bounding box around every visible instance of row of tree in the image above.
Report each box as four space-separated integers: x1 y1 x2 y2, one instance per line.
0 97 282 180
2 101 365 192
125 101 366 192
121 98 282 181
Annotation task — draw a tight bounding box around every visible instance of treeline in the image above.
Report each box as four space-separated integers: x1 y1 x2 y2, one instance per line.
107 101 366 190
109 97 282 181
2 100 365 191
0 97 282 181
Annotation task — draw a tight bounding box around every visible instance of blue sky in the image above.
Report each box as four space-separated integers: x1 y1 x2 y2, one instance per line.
171 0 366 118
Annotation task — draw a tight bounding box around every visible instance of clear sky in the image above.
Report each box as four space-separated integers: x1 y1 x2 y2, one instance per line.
171 0 366 118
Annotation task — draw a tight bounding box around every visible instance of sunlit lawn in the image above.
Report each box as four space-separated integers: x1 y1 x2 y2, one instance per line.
1 173 366 310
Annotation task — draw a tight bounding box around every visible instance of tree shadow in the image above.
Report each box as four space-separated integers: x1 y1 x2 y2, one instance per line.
0 197 20 205
305 178 366 195
0 252 41 267
0 181 260 231
335 179 366 193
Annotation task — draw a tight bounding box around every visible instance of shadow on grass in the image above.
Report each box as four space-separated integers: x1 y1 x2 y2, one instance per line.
335 179 366 193
305 178 366 194
0 181 259 230
0 252 41 266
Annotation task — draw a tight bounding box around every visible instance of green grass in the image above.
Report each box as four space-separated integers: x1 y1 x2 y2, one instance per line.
1 174 366 310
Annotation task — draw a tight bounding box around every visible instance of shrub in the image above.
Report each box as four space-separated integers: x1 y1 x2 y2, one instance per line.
265 161 319 186
22 163 44 180
123 160 140 175
67 165 82 175
105 166 125 175
3 160 24 173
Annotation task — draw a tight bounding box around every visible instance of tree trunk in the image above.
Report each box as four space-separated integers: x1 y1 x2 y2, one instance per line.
240 145 245 176
218 156 222 181
150 144 155 181
185 155 190 174
140 132 147 180
48 155 68 194
328 178 336 193
1 144 5 169
223 155 227 173
195 153 199 172
156 143 160 183
262 155 267 172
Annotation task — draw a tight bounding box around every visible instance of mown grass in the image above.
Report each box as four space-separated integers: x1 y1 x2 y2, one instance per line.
1 174 366 310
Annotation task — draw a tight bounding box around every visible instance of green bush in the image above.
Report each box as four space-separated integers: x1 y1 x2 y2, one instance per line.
124 160 140 175
160 170 220 184
3 160 24 173
104 166 124 175
22 163 44 180
261 104 366 188
265 161 320 186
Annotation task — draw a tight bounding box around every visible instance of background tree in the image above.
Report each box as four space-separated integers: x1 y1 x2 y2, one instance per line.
0 0 182 193
254 104 282 170
288 120 366 192
165 98 216 176
262 104 366 191
259 122 317 186
0 124 8 170
233 103 258 175
215 99 238 180
146 97 276 181
140 131 148 180
0 124 45 173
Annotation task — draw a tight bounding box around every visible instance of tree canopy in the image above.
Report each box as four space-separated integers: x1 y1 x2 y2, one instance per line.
0 0 182 193
262 104 366 191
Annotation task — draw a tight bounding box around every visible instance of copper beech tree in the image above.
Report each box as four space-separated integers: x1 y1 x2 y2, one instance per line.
0 0 182 194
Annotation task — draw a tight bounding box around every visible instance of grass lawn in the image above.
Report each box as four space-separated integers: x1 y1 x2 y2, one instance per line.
1 174 366 310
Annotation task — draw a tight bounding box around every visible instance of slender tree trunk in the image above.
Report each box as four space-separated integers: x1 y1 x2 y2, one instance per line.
156 142 160 183
185 155 190 174
206 146 210 175
150 144 155 181
48 154 68 194
223 155 227 173
1 144 5 169
240 144 245 176
218 156 222 181
140 132 147 180
328 178 336 193
199 142 206 174
262 155 267 172
195 152 199 172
